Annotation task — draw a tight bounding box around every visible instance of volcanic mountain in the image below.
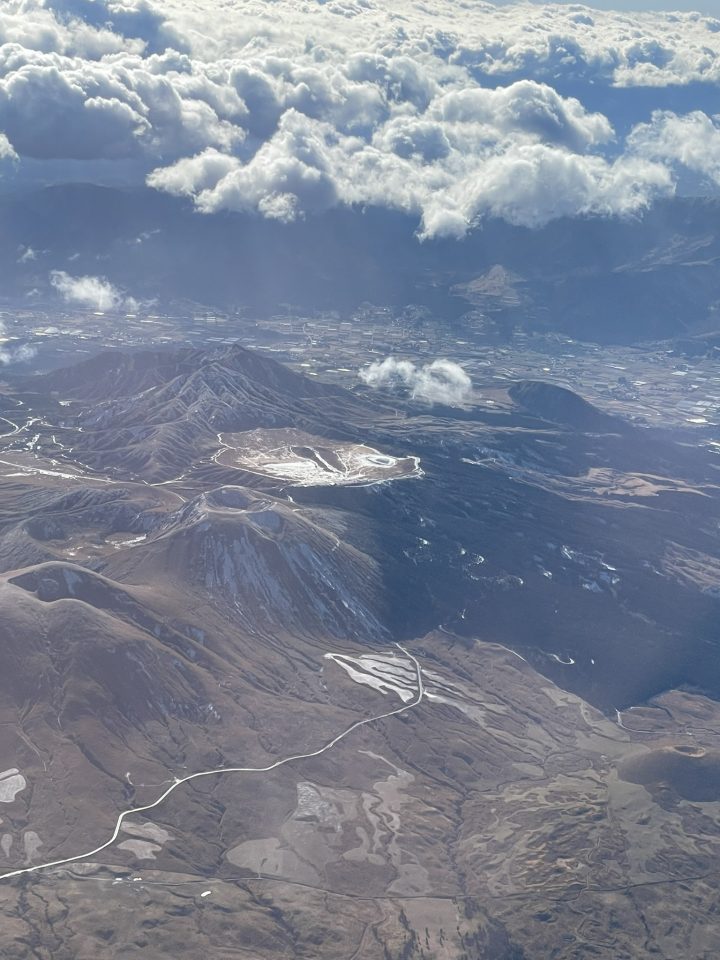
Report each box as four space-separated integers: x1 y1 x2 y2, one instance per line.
1 343 720 958
508 379 632 433
3 342 720 707
20 344 372 481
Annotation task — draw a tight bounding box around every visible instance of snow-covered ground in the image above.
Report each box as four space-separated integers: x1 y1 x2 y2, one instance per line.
324 652 419 702
325 648 495 726
0 769 26 803
218 428 422 487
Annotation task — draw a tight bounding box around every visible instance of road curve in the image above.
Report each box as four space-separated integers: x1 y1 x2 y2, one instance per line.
0 643 424 884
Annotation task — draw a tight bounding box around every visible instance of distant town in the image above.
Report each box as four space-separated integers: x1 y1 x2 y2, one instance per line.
2 299 719 441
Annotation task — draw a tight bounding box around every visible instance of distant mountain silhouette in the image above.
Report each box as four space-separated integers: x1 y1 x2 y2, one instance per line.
3 184 720 343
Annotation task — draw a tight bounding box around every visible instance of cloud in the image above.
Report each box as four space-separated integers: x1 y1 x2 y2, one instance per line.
0 318 36 365
17 246 37 263
149 101 671 236
2 0 720 232
0 132 16 160
360 357 472 406
628 110 720 185
44 0 181 55
49 270 132 310
427 82 613 151
0 48 246 161
148 111 338 219
0 343 37 365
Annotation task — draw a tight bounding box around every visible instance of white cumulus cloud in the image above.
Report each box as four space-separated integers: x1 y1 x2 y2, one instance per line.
1 0 720 233
50 270 134 311
628 110 720 185
360 357 472 406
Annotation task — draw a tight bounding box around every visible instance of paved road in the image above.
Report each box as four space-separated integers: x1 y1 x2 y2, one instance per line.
0 643 424 883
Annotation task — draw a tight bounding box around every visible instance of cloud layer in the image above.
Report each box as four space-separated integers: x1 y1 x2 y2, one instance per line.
360 357 472 405
2 1 720 234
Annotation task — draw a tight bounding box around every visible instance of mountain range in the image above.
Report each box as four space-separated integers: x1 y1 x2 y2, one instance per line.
3 185 720 344
1 343 720 957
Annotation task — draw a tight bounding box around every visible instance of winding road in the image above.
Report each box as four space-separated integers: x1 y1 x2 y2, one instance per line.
0 643 424 884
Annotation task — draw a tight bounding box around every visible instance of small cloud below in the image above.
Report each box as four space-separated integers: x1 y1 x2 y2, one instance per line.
0 133 16 161
49 270 136 312
0 343 37 365
359 357 473 406
0 319 36 365
17 246 37 264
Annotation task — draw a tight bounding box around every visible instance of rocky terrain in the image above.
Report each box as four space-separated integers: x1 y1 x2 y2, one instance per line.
0 344 719 957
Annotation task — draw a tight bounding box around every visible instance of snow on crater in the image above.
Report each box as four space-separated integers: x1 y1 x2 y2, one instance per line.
217 428 422 487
